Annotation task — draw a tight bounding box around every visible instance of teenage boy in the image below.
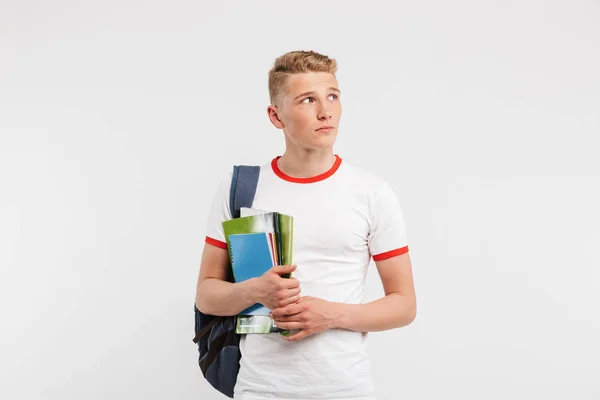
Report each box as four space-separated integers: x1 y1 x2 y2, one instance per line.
196 50 416 400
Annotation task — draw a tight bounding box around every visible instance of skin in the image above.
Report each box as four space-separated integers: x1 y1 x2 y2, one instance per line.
195 71 417 342
267 71 342 179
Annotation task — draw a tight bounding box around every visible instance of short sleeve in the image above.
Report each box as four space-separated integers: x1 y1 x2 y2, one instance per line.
204 173 233 250
367 182 409 261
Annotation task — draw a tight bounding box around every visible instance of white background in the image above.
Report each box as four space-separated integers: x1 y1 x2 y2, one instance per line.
1 1 599 399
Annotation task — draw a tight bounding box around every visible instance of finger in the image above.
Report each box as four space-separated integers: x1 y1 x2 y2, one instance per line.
273 288 300 308
271 303 303 317
298 295 314 302
272 312 301 323
279 294 300 307
283 286 301 297
273 321 303 330
271 264 296 275
280 303 303 316
281 277 300 289
284 329 311 342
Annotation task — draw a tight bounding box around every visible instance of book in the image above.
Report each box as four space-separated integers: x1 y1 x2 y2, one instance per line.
222 210 295 334
227 231 285 334
227 233 285 334
228 233 276 316
240 207 294 277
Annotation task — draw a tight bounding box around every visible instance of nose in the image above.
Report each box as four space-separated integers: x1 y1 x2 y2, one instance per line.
317 104 332 120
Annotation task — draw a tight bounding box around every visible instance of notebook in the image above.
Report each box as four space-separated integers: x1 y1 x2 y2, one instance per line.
222 210 295 334
228 232 285 333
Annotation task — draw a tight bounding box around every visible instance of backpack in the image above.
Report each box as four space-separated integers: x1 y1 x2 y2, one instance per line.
193 164 261 398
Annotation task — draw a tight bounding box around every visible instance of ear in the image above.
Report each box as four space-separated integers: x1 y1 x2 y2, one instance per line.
267 105 285 129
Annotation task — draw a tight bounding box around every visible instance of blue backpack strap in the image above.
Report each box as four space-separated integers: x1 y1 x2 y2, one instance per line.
229 165 260 219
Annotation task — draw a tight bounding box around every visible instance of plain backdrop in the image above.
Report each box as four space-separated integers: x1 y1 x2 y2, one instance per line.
1 1 599 399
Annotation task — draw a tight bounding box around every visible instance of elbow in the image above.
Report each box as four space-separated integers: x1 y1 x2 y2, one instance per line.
405 304 417 326
396 307 416 329
196 295 219 315
195 298 208 314
195 280 228 316
195 282 211 314
396 296 417 328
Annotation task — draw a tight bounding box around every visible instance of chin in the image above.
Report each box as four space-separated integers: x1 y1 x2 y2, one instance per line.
289 130 338 150
310 136 337 150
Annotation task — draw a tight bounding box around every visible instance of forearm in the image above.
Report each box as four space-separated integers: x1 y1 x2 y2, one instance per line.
334 293 416 332
196 278 259 316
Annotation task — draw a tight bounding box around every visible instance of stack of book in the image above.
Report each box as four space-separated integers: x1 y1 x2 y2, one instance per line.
222 207 294 334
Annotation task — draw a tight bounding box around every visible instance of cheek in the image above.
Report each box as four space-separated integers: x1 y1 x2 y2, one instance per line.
289 111 312 130
334 103 342 117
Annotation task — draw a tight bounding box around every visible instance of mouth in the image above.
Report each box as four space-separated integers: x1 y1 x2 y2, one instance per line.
316 126 334 133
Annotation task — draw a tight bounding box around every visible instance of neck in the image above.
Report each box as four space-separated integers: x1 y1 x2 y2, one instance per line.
277 148 336 178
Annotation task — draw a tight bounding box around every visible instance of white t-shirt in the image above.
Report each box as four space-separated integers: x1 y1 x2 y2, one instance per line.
205 155 409 400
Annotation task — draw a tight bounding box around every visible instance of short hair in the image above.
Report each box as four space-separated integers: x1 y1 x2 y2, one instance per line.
268 50 338 105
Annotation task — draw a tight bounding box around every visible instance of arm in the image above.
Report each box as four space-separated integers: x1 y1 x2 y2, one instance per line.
195 243 259 316
335 252 416 332
271 181 416 341
271 252 416 341
195 242 301 316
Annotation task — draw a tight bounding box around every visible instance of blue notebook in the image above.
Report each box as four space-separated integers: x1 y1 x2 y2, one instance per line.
228 232 275 316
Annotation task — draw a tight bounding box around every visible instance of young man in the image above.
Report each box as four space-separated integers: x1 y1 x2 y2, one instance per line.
196 50 416 400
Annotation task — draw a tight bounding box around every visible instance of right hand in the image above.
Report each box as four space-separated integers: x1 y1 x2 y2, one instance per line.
254 265 301 310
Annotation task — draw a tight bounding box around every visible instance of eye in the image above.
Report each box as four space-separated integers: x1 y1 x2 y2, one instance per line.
328 94 338 101
302 97 314 104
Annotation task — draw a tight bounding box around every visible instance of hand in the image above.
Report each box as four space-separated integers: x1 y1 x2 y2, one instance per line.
270 296 342 342
254 264 301 311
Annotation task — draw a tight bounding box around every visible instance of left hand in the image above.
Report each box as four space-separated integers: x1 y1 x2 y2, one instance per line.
270 296 342 342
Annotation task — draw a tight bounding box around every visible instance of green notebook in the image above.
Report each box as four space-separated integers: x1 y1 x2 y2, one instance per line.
222 209 294 334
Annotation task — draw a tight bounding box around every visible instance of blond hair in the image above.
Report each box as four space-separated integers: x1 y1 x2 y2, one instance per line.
268 50 338 105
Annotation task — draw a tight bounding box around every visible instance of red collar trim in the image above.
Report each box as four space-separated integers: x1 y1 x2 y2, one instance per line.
271 155 342 184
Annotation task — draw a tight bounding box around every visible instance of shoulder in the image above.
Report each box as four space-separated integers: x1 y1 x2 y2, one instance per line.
214 159 270 194
343 160 390 199
214 170 234 190
215 160 268 186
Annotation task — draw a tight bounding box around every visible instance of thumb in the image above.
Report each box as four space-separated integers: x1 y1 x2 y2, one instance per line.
271 264 297 275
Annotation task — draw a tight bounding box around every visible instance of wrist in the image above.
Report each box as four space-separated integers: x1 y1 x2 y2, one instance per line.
331 302 350 330
244 277 263 305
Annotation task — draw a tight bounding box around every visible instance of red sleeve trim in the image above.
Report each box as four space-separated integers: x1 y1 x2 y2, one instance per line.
205 236 227 250
372 246 409 261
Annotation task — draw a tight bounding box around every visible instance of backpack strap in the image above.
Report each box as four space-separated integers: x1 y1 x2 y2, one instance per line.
192 308 219 344
229 165 260 219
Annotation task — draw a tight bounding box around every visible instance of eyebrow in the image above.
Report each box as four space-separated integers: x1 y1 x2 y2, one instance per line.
293 87 341 100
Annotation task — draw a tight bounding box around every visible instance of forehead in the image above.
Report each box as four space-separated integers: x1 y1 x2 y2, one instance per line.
285 72 338 95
